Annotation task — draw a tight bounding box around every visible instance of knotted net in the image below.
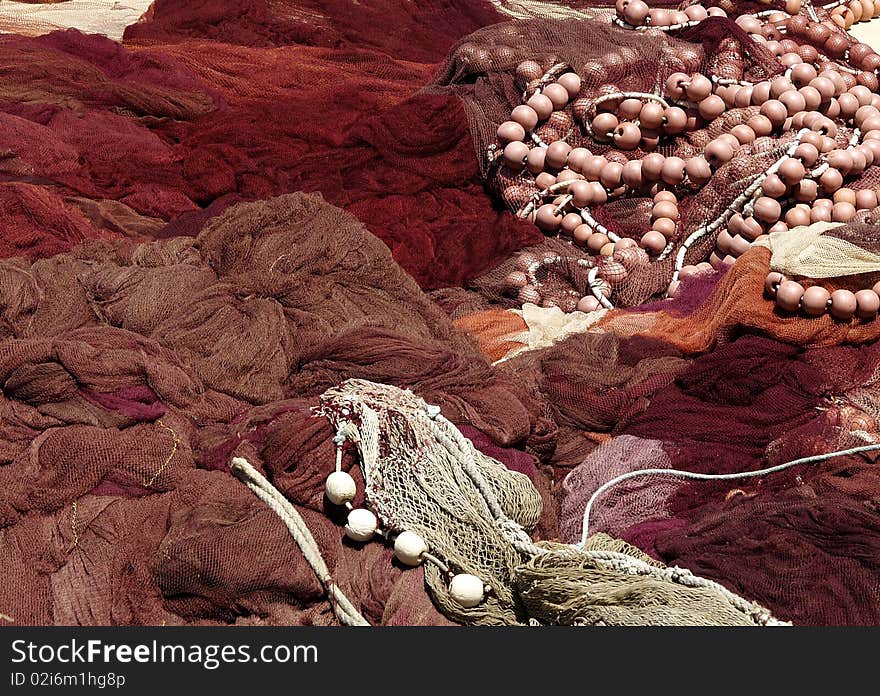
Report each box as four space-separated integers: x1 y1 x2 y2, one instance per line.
433 9 880 310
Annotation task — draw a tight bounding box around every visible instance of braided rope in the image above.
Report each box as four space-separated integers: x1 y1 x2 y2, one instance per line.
231 456 370 627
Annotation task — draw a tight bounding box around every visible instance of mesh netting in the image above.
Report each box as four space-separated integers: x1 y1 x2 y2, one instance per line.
514 546 771 625
319 380 543 625
3 0 880 628
597 244 880 352
0 191 551 626
318 379 785 626
560 435 676 542
0 1 541 289
0 0 152 40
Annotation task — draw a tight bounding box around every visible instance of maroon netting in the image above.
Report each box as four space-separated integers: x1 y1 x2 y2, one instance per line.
0 191 555 625
551 332 880 623
124 0 504 61
4 0 880 627
652 490 880 625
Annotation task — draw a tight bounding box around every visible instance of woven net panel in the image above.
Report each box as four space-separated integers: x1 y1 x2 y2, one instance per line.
318 380 785 626
653 488 880 625
559 435 678 543
514 545 762 626
319 379 543 625
435 16 781 175
547 328 880 625
0 1 153 41
827 220 880 250
429 12 880 308
124 0 505 60
596 245 880 353
0 191 555 626
499 327 689 429
471 135 808 308
0 3 544 289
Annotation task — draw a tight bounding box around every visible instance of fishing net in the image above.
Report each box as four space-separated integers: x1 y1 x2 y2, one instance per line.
432 15 793 305
653 489 880 625
598 244 880 352
432 5 880 315
319 378 785 626
550 330 880 623
3 0 880 628
0 191 549 626
758 220 880 277
0 1 541 288
0 0 152 40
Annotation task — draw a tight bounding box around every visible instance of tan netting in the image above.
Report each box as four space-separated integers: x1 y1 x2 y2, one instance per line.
515 545 769 626
0 0 153 40
319 379 543 625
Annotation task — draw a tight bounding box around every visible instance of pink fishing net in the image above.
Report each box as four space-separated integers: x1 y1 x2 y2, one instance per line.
0 191 553 625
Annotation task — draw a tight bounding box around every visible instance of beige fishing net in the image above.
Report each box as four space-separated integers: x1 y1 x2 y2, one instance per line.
319 379 543 625
0 0 153 40
515 545 771 626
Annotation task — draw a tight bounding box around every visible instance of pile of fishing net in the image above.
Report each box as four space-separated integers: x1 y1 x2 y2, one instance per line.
0 192 547 626
2 0 880 626
0 0 540 288
0 191 784 627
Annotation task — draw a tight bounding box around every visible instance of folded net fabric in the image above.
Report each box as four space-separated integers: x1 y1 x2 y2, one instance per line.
0 1 541 288
0 189 786 626
597 222 880 351
0 1 153 40
438 5 880 313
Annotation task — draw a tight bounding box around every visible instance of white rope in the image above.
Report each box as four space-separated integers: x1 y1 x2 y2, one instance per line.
230 456 371 626
580 206 621 242
612 16 702 31
591 91 670 111
588 266 615 309
579 443 880 546
671 129 807 277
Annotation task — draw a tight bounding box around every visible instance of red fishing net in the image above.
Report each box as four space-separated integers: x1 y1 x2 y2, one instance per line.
3 0 880 626
0 2 541 288
440 4 880 314
0 191 554 625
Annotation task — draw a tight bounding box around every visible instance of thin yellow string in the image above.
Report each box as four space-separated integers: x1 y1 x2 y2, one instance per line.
143 419 179 489
70 500 79 549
